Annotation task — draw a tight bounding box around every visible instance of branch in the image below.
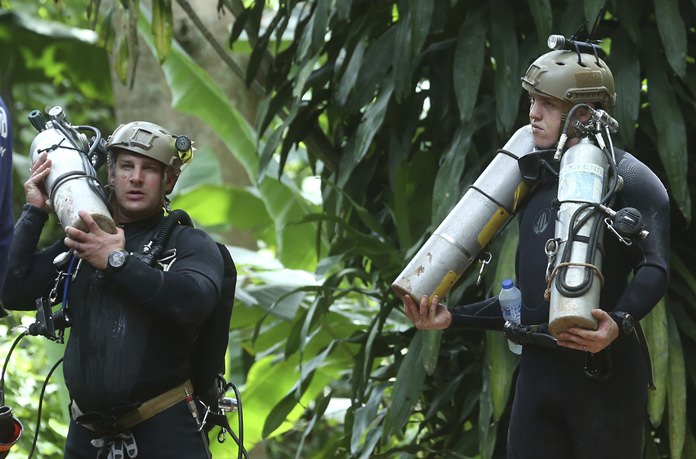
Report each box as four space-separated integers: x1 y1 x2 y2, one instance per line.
177 0 340 171
175 0 265 96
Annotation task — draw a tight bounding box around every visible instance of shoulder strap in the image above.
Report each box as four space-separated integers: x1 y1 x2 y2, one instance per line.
134 209 193 267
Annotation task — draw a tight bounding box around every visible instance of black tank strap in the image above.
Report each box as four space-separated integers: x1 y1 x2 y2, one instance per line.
132 210 192 267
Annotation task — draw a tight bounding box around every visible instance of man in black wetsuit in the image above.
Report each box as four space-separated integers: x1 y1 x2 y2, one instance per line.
2 121 224 458
402 49 670 458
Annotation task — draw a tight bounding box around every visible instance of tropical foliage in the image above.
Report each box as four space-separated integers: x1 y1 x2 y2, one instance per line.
1 0 696 458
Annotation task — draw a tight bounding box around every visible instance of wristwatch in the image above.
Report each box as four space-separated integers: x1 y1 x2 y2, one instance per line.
609 311 635 336
107 250 130 271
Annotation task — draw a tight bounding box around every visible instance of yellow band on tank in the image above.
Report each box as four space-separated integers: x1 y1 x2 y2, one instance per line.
429 270 459 301
477 180 529 247
478 208 510 247
513 181 530 211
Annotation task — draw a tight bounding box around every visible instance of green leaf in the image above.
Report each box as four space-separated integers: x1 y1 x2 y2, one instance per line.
485 331 517 422
409 0 433 56
645 299 668 427
479 349 497 459
527 0 553 48
339 80 395 186
667 311 687 459
114 28 130 85
383 331 426 439
243 320 356 447
335 37 367 107
310 0 330 58
610 29 640 149
336 0 352 21
614 2 641 46
453 9 486 123
490 0 519 134
351 386 385 454
421 329 441 375
264 342 340 437
392 11 414 101
645 49 691 223
583 0 605 35
348 26 396 113
654 0 687 77
486 222 519 421
151 0 172 63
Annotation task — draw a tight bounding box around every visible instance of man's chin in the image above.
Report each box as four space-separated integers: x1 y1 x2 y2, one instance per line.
533 137 555 150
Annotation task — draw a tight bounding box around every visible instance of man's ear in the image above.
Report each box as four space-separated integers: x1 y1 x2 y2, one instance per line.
164 170 178 194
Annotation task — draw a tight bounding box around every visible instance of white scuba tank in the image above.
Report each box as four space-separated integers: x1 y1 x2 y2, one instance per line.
29 107 116 234
392 124 536 301
547 137 609 337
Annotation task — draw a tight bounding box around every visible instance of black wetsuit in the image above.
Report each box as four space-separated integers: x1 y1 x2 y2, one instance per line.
448 149 670 458
2 206 224 458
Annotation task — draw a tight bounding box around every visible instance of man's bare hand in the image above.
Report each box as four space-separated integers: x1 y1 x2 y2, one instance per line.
403 294 452 330
25 152 53 212
556 309 619 354
64 211 126 270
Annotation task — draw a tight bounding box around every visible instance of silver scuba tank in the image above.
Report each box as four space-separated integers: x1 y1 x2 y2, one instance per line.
392 125 536 301
547 137 609 337
29 107 116 234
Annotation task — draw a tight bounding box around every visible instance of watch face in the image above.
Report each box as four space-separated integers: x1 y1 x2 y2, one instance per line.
623 314 634 333
109 250 126 268
614 312 634 334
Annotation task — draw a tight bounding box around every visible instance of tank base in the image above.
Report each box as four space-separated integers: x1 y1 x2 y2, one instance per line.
548 314 597 338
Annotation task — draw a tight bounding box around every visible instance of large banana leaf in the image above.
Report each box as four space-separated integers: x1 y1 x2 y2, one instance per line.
137 7 319 269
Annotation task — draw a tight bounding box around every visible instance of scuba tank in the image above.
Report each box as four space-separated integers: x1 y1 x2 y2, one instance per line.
28 106 116 234
392 124 535 301
547 136 609 336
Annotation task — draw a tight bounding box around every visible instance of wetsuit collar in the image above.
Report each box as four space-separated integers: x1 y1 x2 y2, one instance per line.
120 210 165 239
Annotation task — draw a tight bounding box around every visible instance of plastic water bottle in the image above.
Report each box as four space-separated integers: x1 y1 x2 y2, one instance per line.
499 279 522 354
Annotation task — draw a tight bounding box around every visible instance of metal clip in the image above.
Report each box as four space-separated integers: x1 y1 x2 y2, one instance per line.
476 252 492 287
604 217 632 246
219 397 238 413
71 259 83 280
48 273 62 304
544 238 559 282
157 249 177 272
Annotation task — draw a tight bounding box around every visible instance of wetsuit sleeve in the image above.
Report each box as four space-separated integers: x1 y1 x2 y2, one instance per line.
1 205 67 310
0 99 13 298
105 227 224 327
447 297 505 330
610 153 670 321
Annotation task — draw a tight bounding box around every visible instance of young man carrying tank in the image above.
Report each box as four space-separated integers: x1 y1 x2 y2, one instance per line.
403 48 670 458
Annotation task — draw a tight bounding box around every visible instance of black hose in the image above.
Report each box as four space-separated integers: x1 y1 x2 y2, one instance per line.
554 106 620 297
139 209 193 266
1 332 28 406
27 358 63 459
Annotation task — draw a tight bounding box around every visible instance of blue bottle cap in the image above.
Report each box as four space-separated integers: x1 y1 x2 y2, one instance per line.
502 279 514 289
